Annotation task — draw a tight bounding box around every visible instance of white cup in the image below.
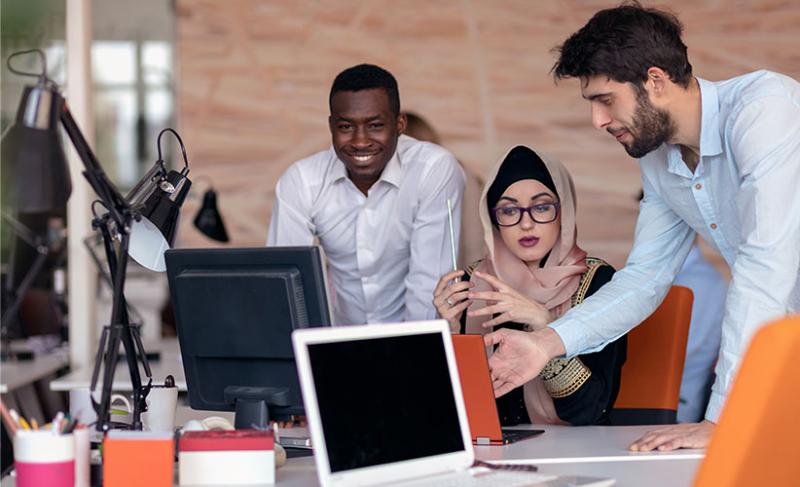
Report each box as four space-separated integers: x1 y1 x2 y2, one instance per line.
68 388 99 426
69 388 132 427
141 386 178 432
72 427 90 487
14 430 75 487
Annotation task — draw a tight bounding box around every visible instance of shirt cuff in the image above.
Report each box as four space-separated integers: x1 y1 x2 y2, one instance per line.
704 391 727 423
549 323 580 359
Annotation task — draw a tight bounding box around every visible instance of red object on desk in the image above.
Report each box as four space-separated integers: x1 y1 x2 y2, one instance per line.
180 429 274 451
178 429 275 485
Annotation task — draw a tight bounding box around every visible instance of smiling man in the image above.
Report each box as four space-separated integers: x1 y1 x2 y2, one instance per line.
484 2 800 451
268 64 465 325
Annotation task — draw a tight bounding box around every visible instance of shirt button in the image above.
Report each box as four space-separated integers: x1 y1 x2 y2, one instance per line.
710 223 718 230
694 183 702 190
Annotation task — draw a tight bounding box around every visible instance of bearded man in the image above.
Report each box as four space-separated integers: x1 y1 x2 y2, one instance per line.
484 2 800 452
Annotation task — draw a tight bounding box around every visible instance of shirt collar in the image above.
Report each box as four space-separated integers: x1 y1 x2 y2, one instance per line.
329 138 404 189
377 145 403 188
664 77 722 178
696 77 723 158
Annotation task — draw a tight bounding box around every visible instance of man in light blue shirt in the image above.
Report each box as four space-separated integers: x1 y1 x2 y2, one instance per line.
484 3 800 451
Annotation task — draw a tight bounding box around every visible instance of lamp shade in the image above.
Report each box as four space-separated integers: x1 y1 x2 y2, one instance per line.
128 170 191 271
193 188 229 242
1 84 72 213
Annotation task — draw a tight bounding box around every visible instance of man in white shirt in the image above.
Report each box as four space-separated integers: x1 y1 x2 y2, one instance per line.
268 64 465 325
484 4 800 450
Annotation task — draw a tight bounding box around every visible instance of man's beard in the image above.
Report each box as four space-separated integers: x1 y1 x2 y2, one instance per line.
623 88 676 158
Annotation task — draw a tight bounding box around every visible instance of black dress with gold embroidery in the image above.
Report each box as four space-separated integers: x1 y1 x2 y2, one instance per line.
460 257 627 426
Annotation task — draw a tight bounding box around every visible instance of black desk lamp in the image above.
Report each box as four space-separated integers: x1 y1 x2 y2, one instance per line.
1 49 192 432
192 178 229 243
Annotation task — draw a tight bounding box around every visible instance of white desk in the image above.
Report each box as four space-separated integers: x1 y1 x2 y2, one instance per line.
273 456 701 487
49 338 187 392
0 349 69 394
476 425 705 464
274 425 703 487
0 425 704 487
1 347 69 424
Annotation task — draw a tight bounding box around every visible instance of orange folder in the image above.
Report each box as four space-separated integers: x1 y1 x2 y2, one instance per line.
103 431 173 487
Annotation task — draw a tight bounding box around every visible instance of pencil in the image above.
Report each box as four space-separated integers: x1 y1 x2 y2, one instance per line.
18 416 31 431
0 399 17 436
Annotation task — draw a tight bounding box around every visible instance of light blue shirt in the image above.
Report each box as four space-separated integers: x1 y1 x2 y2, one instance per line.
550 71 800 422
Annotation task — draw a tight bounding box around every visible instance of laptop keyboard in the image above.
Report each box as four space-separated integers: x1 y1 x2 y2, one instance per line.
399 469 557 486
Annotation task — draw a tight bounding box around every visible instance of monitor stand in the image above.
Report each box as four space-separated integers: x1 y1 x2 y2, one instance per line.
224 386 291 429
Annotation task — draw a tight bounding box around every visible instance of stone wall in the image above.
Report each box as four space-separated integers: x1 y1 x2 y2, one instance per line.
176 0 800 272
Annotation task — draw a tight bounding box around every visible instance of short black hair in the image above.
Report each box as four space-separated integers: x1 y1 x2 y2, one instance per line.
329 64 400 116
552 1 693 89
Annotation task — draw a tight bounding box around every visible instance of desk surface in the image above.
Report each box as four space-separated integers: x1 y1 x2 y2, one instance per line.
0 348 69 394
275 425 702 487
274 424 703 487
477 424 705 464
49 338 187 392
0 424 703 487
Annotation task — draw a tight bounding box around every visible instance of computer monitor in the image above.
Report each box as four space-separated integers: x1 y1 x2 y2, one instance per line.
165 246 332 428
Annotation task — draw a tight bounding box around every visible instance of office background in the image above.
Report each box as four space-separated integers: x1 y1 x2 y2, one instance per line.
2 0 799 350
175 0 800 273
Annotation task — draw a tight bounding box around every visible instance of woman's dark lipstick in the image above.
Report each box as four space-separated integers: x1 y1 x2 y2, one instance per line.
518 236 539 248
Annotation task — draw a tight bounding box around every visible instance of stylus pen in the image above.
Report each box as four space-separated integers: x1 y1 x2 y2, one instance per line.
447 198 459 282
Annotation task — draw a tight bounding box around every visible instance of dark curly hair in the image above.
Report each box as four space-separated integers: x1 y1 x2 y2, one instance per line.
329 64 400 116
552 1 693 89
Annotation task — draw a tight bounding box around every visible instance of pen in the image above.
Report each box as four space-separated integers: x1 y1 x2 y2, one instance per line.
52 411 64 435
446 198 459 281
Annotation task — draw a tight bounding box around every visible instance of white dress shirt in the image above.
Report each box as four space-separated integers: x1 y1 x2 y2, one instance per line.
267 135 465 326
550 71 800 422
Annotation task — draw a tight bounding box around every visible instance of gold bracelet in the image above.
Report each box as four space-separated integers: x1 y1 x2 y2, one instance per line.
539 357 592 398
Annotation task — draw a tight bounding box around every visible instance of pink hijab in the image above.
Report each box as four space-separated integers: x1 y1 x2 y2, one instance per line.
465 146 588 425
465 145 588 333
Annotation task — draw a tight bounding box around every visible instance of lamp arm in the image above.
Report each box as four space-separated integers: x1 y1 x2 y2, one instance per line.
0 239 49 334
89 219 151 431
59 102 131 228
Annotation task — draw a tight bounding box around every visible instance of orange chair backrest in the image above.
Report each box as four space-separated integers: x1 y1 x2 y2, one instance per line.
615 285 693 411
693 316 800 487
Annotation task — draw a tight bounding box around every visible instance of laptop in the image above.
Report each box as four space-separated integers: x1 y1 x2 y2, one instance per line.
452 334 544 445
292 320 614 487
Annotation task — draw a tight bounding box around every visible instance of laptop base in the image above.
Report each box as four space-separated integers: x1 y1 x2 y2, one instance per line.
475 429 545 445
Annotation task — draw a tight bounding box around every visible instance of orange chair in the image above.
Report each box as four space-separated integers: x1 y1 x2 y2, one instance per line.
693 316 800 487
609 285 693 425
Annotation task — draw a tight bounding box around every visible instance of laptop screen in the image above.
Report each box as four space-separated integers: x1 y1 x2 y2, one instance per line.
307 332 465 473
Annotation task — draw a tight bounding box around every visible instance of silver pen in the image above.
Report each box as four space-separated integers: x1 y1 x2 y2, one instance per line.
447 198 460 281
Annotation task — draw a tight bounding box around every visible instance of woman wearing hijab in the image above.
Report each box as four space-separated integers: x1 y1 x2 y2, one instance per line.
433 145 626 426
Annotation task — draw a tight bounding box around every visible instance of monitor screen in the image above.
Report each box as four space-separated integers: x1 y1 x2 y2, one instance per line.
165 247 331 421
307 332 464 473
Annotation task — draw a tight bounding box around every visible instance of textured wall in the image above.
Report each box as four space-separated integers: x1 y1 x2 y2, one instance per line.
176 0 800 272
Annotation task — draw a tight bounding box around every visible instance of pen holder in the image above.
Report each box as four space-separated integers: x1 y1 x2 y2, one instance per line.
14 430 75 487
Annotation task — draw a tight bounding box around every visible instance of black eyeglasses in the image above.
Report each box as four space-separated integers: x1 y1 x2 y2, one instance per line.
491 202 560 227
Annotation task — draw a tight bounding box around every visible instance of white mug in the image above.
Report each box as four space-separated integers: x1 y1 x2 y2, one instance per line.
68 388 99 426
68 388 131 427
141 386 178 432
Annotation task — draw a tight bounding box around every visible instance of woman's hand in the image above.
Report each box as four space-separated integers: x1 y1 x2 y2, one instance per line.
433 270 473 331
467 270 552 330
